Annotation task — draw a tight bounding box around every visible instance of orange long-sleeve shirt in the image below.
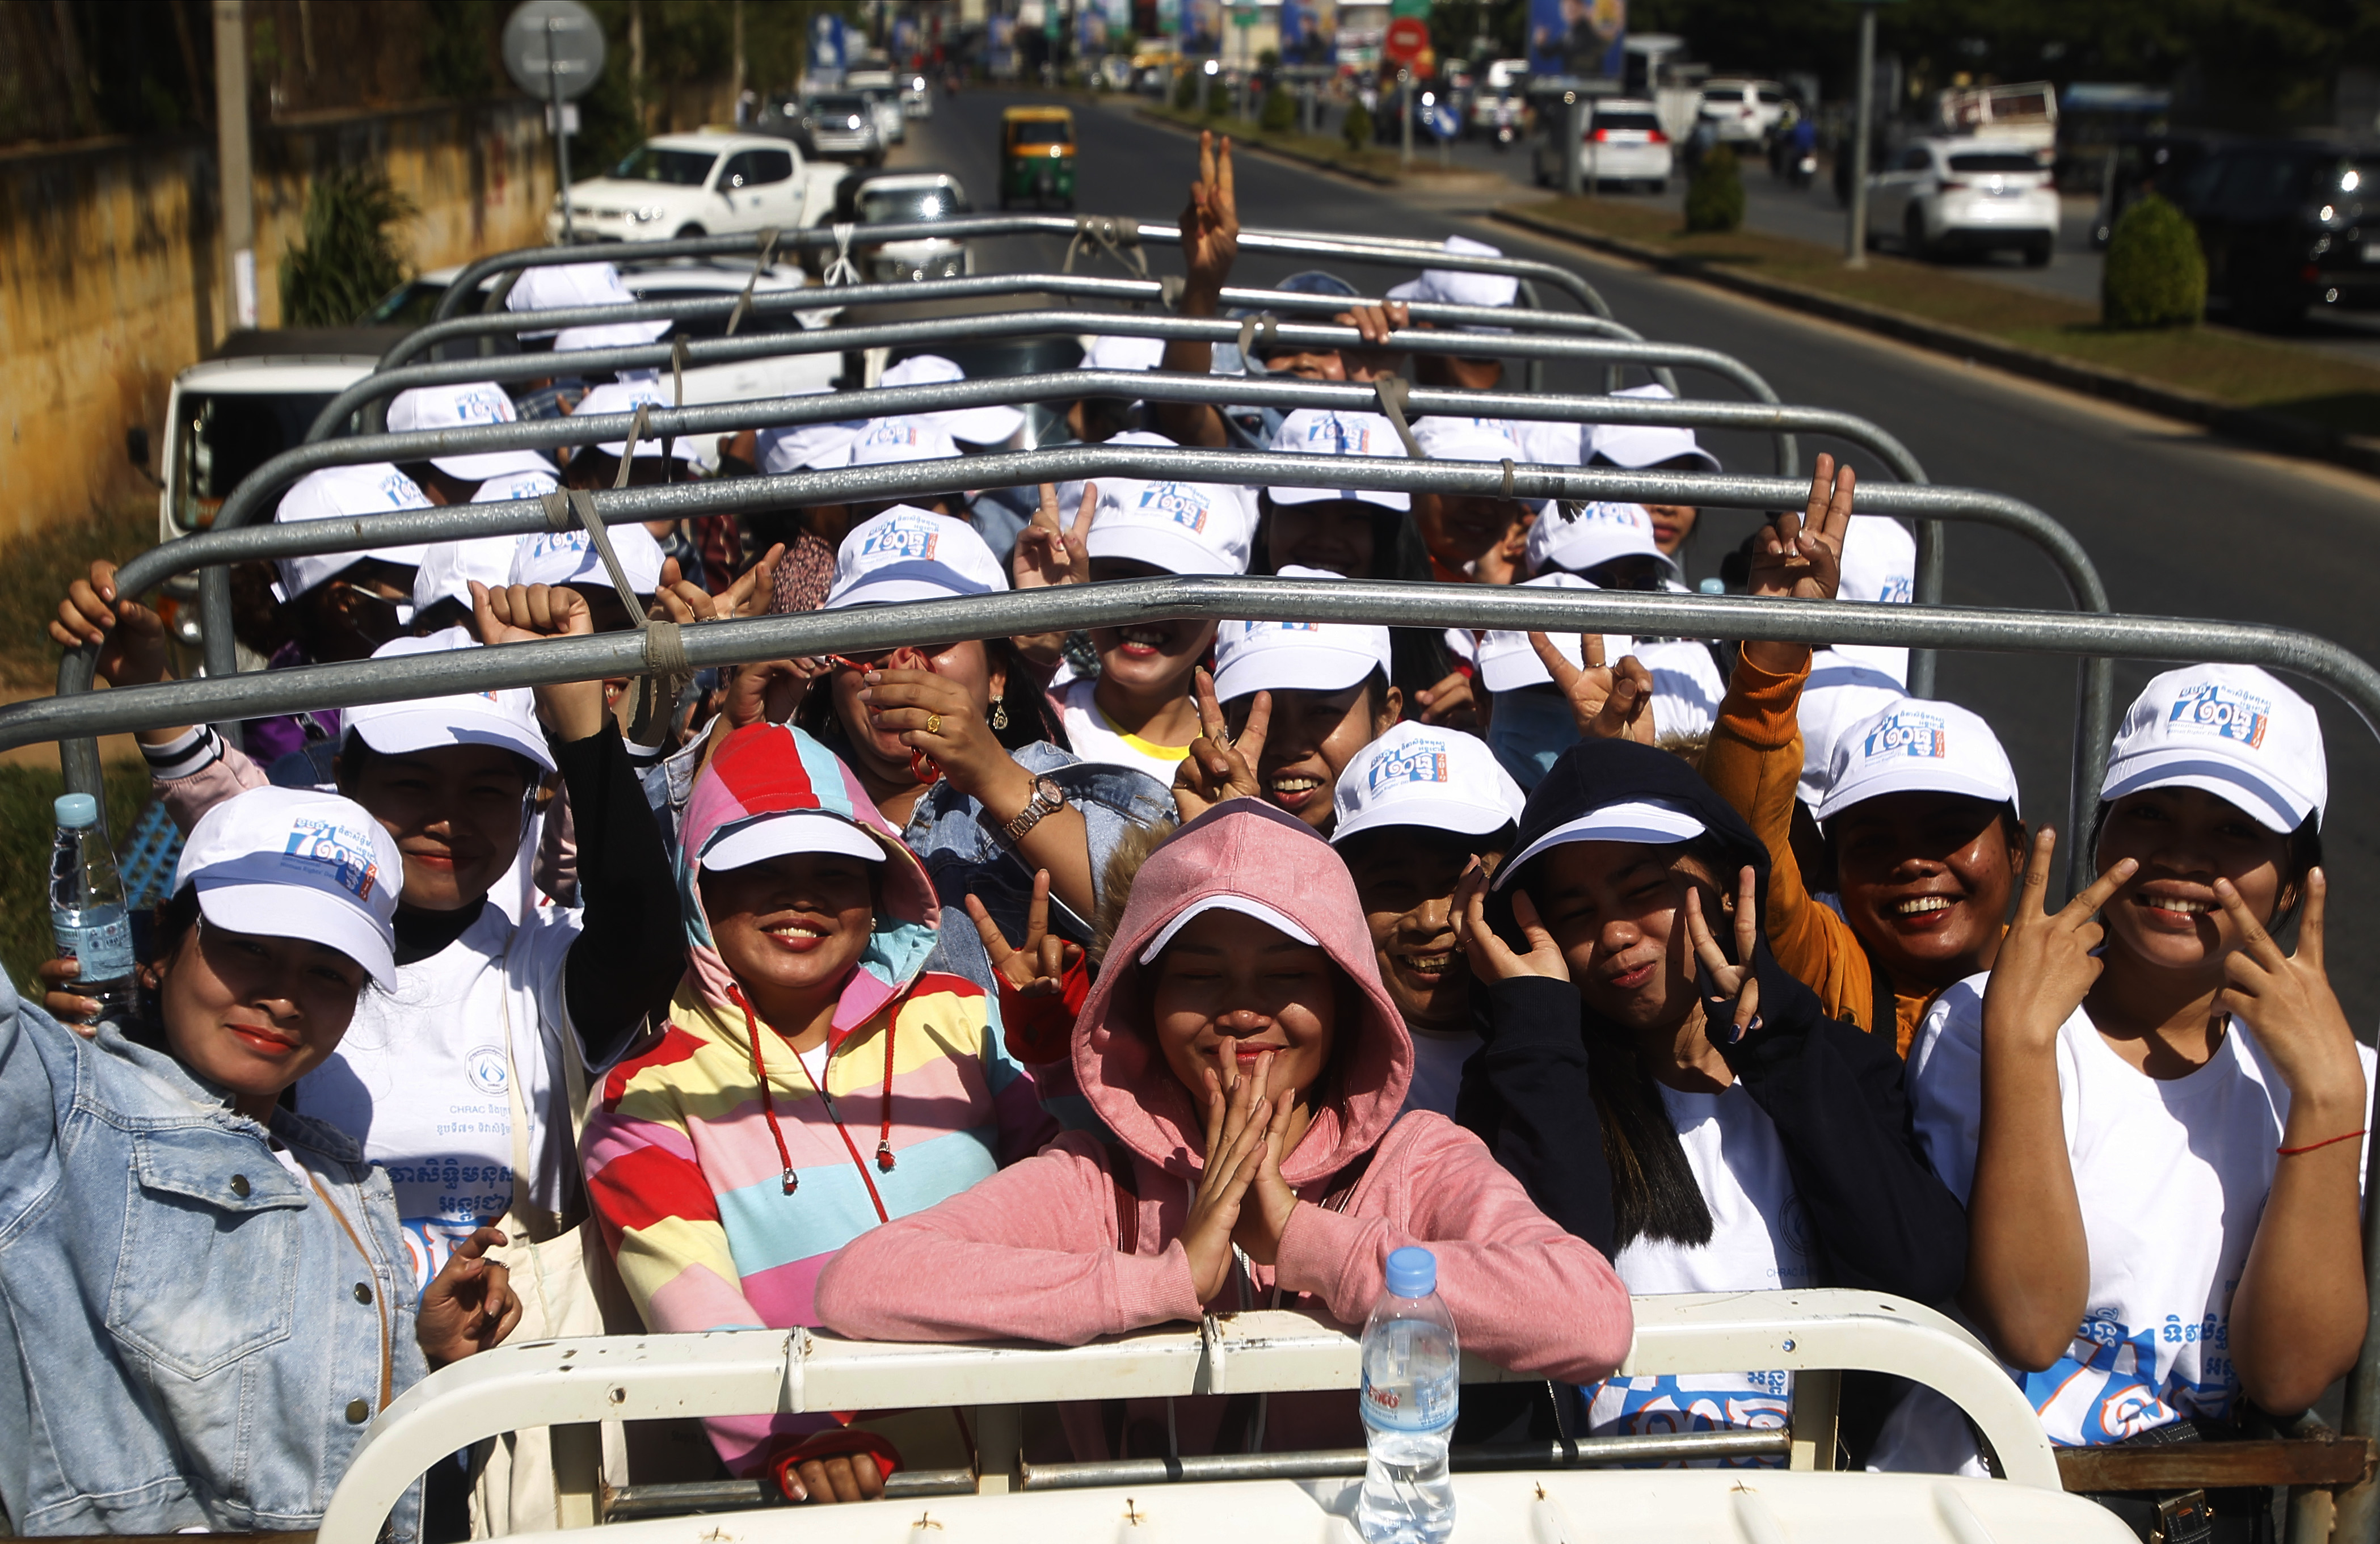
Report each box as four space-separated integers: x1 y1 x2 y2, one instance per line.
1701 647 1930 1055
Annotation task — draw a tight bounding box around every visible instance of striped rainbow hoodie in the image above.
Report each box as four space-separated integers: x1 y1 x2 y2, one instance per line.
580 723 1054 1473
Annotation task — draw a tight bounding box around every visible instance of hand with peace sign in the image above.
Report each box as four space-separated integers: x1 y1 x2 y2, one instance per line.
1980 829 2137 1054
1684 865 1762 1045
1181 132 1239 306
1742 452 1858 678
1528 630 1657 745
1172 667 1270 823
1011 482 1097 668
965 869 1084 1000
2213 869 2365 1116
1451 856 1570 983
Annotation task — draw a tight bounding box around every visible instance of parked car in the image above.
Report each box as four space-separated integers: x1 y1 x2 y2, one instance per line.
2091 134 2216 248
833 170 976 283
902 72 933 117
846 67 906 145
2175 141 2380 327
548 131 844 242
1533 97 1670 192
1867 137 2058 265
1697 78 1790 144
802 92 886 165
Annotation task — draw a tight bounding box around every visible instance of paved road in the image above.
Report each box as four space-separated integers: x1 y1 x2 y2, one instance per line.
892 89 2380 1020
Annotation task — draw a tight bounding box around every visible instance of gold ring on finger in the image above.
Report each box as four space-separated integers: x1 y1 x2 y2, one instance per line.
924 713 943 736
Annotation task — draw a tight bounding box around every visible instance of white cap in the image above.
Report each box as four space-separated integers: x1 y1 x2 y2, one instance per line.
1527 499 1674 579
2101 664 2327 834
1498 799 1710 886
1584 384 1722 473
385 382 559 482
573 380 699 462
879 354 1026 446
342 629 556 775
175 787 404 988
759 389 869 474
1476 573 1634 695
1829 515 1918 685
1088 432 1256 575
508 262 672 352
507 521 665 595
846 414 963 468
701 810 887 871
1332 722 1526 846
1137 895 1319 965
411 537 520 615
1413 415 1526 468
1814 699 2020 827
273 464 432 600
825 507 1009 609
471 466 562 504
1796 650 1909 808
1381 235 1519 320
1212 568 1392 702
1266 409 1410 511
1084 334 1166 373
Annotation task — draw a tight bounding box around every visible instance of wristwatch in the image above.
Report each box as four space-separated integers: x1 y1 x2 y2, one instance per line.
1000 776 1068 845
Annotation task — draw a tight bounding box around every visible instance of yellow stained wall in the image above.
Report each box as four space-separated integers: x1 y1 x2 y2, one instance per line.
0 99 555 546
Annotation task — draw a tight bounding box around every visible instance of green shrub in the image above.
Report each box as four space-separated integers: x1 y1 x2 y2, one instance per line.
1260 82 1296 133
1173 68 1199 111
2102 193 2207 329
1206 78 1229 117
1342 98 1372 152
1683 143 1744 233
279 167 415 326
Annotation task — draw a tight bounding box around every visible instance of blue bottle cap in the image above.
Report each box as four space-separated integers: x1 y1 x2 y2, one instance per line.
1697 578 1726 595
1384 1246 1437 1298
54 794 99 829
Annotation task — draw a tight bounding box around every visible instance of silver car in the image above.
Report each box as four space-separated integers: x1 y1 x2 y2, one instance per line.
802 93 883 165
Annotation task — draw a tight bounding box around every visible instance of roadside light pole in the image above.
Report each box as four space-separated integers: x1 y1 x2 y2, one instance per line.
1844 0 1878 268
212 0 256 331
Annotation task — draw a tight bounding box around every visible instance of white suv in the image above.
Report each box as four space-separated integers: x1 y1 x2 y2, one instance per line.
1867 137 2059 266
549 131 840 243
1697 79 1789 143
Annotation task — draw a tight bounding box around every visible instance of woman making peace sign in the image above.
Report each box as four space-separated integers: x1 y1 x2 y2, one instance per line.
1876 666 2374 1495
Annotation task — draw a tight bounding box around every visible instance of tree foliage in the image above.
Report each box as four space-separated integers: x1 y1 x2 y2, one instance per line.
279 167 415 327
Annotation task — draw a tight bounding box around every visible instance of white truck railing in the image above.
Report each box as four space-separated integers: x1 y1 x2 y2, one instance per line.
313 1290 2058 1544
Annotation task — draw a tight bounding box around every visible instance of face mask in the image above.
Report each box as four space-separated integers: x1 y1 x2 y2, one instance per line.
1486 688 1581 792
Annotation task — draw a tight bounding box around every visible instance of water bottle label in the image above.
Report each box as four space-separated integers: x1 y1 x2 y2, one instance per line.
1362 1371 1456 1434
55 915 133 981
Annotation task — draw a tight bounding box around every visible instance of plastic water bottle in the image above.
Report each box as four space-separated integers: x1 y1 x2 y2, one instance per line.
49 794 136 1026
1356 1246 1459 1544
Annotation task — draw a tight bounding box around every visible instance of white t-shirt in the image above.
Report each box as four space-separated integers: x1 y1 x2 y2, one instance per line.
1871 977 2377 1471
1586 1080 1818 1451
1403 1026 1480 1119
1056 678 1193 789
295 902 581 1291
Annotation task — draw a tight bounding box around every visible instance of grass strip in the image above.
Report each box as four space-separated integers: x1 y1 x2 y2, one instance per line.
0 500 156 688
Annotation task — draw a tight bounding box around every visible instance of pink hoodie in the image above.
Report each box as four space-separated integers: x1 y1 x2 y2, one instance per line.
814 800 1631 1455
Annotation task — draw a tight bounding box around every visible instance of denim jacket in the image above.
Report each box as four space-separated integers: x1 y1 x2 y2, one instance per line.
0 973 424 1541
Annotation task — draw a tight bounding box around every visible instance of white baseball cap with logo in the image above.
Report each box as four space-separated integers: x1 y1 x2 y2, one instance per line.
471 466 562 504
1084 334 1167 372
1527 498 1676 579
759 388 870 474
1796 653 1909 809
1089 432 1257 575
508 521 665 595
507 261 672 352
1332 721 1526 846
1814 698 2021 827
1829 514 1919 687
572 380 700 463
1475 573 1635 695
1266 409 1410 512
342 629 557 775
879 354 1026 447
2100 664 2327 834
386 382 559 483
273 464 433 601
1212 567 1393 702
1383 235 1520 321
825 507 1010 610
175 786 405 987
1585 384 1723 473
411 537 521 615
845 414 964 469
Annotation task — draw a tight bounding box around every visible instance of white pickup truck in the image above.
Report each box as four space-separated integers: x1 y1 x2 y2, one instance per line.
549 129 850 243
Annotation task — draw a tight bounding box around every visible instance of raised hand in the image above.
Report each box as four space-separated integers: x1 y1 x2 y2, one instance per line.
1013 482 1096 591
1451 858 1570 982
1982 830 2137 1053
1746 452 1855 604
1337 299 1410 383
37 957 103 1036
416 1226 523 1368
723 658 822 729
1179 1042 1278 1301
966 870 1083 998
2214 871 2365 1110
716 541 789 619
1684 865 1763 1044
52 559 169 690
1172 667 1269 822
1530 630 1656 744
1181 131 1240 303
472 581 601 739
1413 667 1478 729
858 661 1010 797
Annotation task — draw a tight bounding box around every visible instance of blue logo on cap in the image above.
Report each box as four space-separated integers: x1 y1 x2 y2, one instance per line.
453 386 511 426
859 521 939 562
1136 483 1210 532
282 818 382 902
1369 740 1451 792
2168 683 2269 748
1864 710 1948 762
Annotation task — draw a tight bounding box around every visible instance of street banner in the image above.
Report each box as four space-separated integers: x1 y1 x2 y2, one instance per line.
1529 0 1625 78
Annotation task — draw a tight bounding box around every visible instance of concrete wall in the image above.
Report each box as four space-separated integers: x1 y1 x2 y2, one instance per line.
0 98 554 546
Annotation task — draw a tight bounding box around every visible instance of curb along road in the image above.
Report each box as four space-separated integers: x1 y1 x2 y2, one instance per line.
1492 205 2380 484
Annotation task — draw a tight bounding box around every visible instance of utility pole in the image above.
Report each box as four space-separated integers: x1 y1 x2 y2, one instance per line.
732 0 745 120
1844 1 1877 268
212 0 256 330
629 0 645 132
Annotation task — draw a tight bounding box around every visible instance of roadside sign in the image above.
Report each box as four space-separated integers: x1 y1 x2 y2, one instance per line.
1231 2 1259 26
1384 16 1429 62
502 0 605 102
810 11 846 73
1425 101 1459 139
1388 0 1430 16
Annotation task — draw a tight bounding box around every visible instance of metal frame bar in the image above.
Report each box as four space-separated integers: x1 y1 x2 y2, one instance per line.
426 216 1620 322
309 1293 2061 1544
